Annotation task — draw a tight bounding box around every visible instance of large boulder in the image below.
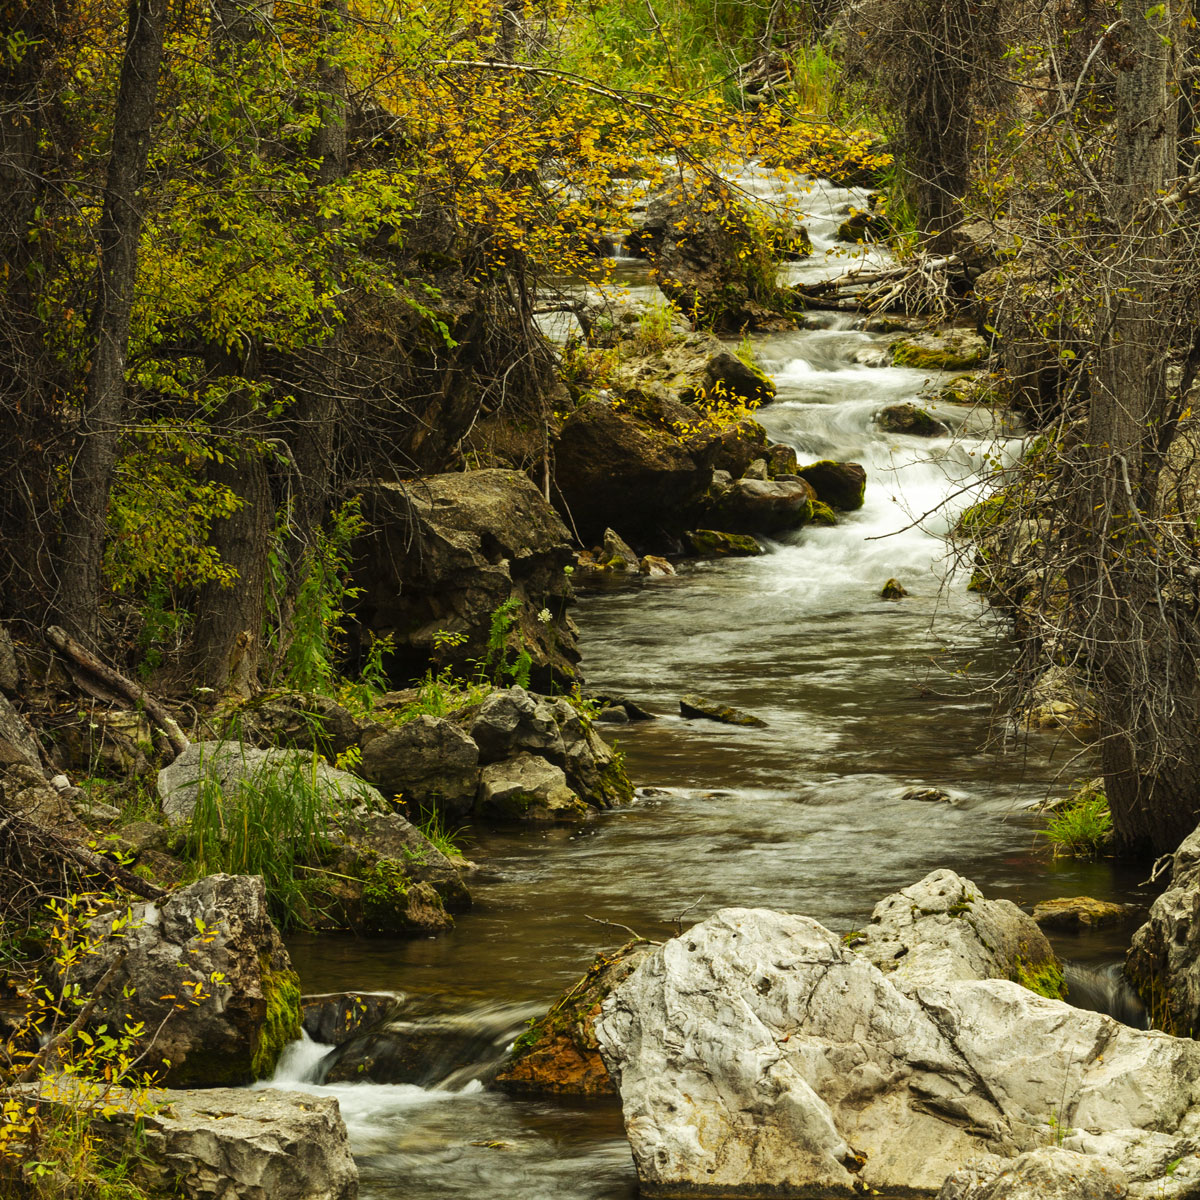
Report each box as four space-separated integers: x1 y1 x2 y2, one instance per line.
553 397 711 543
358 715 480 820
32 1079 358 1200
67 874 302 1087
1127 823 1200 1034
350 469 579 689
698 349 776 407
595 905 1200 1199
494 940 653 1096
704 475 816 534
859 868 1060 993
237 692 364 759
157 740 382 827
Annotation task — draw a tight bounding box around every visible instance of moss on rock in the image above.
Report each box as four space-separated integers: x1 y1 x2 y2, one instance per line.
252 957 303 1080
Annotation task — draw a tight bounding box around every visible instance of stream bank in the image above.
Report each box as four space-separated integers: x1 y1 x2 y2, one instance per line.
266 174 1156 1199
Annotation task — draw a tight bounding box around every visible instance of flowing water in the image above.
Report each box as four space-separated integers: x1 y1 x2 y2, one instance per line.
276 172 1156 1198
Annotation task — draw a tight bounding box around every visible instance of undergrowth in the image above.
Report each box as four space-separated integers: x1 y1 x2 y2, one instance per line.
1040 780 1113 860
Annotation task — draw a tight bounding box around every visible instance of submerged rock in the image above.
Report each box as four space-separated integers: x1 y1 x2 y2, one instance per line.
684 529 764 557
66 873 301 1087
1033 897 1132 932
679 694 767 728
302 991 403 1046
595 905 1200 1199
494 940 653 1096
877 402 948 437
881 577 909 599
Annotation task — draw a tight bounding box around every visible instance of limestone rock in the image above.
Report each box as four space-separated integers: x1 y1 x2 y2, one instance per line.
494 940 653 1096
67 873 301 1087
859 868 1059 992
351 469 579 689
797 460 867 511
679 693 766 728
330 805 471 913
468 687 631 808
35 1079 358 1200
891 327 990 371
595 905 1200 1199
600 528 640 572
877 402 948 436
1033 897 1132 932
1127 823 1200 1034
157 740 382 827
937 1149 1128 1199
358 715 479 819
640 554 676 576
476 753 588 821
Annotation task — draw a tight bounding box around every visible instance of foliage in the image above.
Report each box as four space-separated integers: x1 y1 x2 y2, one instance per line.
1040 782 1113 861
181 755 352 929
0 892 221 1199
416 807 470 860
476 598 533 690
267 498 367 693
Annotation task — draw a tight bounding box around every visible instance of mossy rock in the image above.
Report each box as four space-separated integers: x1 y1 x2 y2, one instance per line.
494 940 653 1096
1015 956 1068 1001
809 501 838 527
890 329 989 371
252 958 303 1079
876 403 947 437
685 529 764 557
880 578 908 600
679 693 766 728
361 858 453 934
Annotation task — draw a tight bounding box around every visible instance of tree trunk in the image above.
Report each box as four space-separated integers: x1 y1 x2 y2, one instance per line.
1078 0 1199 855
0 1 72 618
56 0 167 644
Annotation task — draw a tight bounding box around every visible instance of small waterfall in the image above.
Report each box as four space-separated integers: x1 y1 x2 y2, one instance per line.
270 1029 334 1084
1063 962 1147 1028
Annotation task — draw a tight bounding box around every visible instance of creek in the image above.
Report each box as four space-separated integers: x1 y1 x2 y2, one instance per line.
275 173 1153 1199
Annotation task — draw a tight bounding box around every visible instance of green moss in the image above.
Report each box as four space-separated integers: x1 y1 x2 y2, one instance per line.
252 957 302 1079
685 529 764 557
892 340 986 371
597 751 635 807
956 494 1010 538
1015 957 1067 1001
809 501 838 527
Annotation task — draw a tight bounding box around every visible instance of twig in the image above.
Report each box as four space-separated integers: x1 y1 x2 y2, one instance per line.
584 914 645 942
14 951 128 1084
671 895 706 934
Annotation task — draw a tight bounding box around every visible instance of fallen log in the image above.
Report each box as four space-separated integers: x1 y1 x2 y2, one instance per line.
45 626 189 760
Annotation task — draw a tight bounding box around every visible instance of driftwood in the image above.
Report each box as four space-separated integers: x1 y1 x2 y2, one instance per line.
792 253 966 317
0 803 167 903
45 626 190 760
